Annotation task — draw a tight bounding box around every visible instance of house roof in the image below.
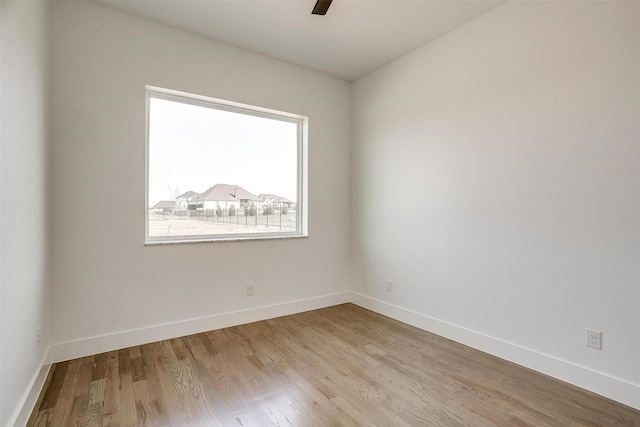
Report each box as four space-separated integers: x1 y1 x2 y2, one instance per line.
151 200 176 210
199 184 261 202
177 190 198 201
259 194 293 204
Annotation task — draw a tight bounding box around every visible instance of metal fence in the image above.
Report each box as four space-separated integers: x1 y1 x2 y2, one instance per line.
193 208 296 230
156 208 297 230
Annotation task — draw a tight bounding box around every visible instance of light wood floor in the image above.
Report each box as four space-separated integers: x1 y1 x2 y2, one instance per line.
27 304 640 426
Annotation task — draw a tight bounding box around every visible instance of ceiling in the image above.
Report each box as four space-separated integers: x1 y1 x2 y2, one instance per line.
92 0 506 81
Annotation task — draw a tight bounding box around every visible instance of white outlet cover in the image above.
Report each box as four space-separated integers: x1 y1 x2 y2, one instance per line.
586 329 602 350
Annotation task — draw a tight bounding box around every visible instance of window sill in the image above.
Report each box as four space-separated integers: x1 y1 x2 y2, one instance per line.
144 233 309 246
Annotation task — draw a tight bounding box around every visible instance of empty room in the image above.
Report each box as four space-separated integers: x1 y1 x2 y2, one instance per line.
1 0 639 425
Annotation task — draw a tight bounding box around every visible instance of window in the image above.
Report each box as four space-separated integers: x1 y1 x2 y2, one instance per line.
145 86 307 244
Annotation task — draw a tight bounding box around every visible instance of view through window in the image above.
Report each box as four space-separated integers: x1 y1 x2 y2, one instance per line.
146 87 307 243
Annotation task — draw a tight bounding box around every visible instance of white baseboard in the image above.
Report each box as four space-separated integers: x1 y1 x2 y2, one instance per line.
350 292 640 411
50 292 351 363
9 348 51 427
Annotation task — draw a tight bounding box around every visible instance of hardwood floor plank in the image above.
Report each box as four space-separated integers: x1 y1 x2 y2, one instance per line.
118 349 131 377
27 304 640 426
50 387 76 426
39 361 69 410
69 394 90 426
152 374 187 427
86 401 104 427
331 395 380 426
140 344 163 402
75 357 96 397
132 380 148 402
118 364 137 426
129 346 142 359
135 398 173 427
29 409 53 427
257 389 320 426
130 357 146 383
153 342 190 425
92 353 109 382
101 351 121 426
174 357 221 424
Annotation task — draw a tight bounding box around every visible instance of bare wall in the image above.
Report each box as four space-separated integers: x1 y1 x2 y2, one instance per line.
49 2 351 354
352 1 640 408
0 1 51 425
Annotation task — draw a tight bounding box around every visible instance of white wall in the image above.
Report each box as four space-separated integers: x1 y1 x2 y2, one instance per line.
352 1 640 409
0 1 51 425
49 2 351 358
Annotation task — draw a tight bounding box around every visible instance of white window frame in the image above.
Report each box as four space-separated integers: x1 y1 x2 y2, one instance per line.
145 86 308 244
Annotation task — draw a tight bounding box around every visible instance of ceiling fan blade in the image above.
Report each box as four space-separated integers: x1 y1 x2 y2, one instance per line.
311 0 333 15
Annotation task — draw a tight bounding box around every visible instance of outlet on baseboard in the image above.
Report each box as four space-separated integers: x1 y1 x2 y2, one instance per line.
586 328 602 350
246 284 255 296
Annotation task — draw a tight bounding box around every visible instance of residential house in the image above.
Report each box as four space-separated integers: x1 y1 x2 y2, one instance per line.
176 190 198 209
259 193 293 207
150 200 177 212
197 184 262 214
259 193 293 214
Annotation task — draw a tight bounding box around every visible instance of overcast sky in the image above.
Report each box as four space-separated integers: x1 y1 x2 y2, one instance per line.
148 97 298 206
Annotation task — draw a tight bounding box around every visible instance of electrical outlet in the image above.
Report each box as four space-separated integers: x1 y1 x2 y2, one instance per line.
37 327 41 349
586 329 602 350
246 284 255 296
385 280 392 292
